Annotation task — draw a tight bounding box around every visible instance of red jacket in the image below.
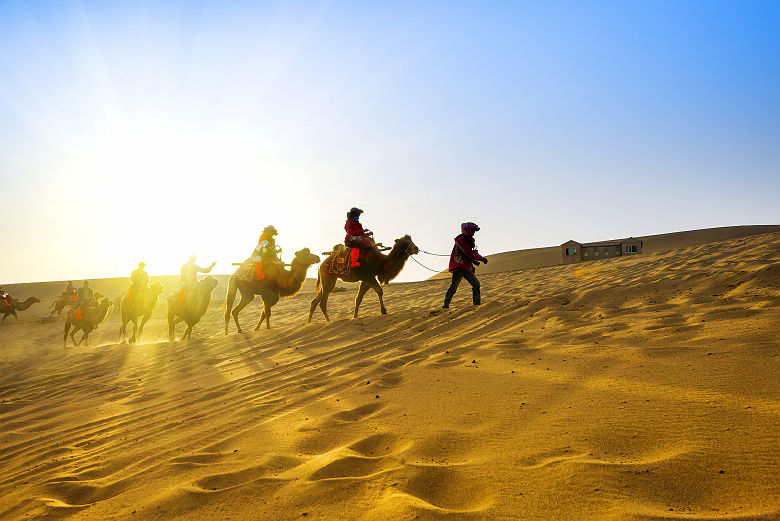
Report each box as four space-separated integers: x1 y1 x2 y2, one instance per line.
344 218 369 245
449 233 484 272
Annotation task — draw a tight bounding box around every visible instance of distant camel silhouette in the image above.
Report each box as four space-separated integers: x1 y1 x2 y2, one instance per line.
119 282 163 344
2 296 40 321
309 235 418 322
49 294 76 316
167 276 219 341
63 298 111 347
225 248 320 333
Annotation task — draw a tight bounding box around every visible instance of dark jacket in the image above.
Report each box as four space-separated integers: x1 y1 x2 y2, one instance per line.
449 233 485 272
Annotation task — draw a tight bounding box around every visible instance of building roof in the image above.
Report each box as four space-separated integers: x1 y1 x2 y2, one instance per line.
582 237 643 248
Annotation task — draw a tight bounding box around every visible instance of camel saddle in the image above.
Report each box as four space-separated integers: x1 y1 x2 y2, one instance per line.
328 245 352 277
234 260 255 282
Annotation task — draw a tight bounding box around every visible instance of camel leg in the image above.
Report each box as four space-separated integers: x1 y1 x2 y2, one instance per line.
231 293 255 334
254 310 266 331
366 278 387 315
12 310 17 319
318 276 338 323
354 281 371 318
181 325 193 341
129 318 139 344
137 313 152 343
167 313 177 342
70 328 79 346
308 292 322 323
63 321 71 347
119 318 127 343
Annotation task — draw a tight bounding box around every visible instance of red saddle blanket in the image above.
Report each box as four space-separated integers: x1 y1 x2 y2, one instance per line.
328 247 351 276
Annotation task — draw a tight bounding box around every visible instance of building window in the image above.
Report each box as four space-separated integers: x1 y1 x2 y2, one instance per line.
566 248 577 255
603 249 609 256
583 251 589 258
625 244 638 253
593 250 598 257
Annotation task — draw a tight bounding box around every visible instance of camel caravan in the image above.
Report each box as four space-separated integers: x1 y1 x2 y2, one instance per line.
4 207 491 347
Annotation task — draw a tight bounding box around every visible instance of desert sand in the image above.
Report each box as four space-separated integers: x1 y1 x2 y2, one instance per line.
0 231 778 520
430 225 780 279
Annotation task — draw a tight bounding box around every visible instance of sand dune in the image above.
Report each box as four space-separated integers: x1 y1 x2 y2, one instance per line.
0 232 778 520
430 224 780 279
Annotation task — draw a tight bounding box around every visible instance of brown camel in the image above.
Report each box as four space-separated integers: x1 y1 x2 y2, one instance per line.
167 276 219 341
224 248 320 334
2 296 41 321
49 294 77 316
309 235 418 322
63 298 111 347
119 282 163 344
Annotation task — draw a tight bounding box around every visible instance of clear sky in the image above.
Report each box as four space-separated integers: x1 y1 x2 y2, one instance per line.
1 0 778 284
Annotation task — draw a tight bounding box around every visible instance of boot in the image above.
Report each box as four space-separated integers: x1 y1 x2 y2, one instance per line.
473 289 481 306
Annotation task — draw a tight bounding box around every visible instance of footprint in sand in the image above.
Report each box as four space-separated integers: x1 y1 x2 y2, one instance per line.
194 456 302 491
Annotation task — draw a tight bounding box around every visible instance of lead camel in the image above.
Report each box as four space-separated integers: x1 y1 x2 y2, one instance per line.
309 234 418 322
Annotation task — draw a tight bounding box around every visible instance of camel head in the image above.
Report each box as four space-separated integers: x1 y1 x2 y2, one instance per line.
200 275 219 292
394 235 419 255
28 297 41 304
150 281 164 296
293 248 321 268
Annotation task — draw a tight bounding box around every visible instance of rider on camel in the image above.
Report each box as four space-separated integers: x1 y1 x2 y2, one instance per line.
345 207 372 268
179 255 215 303
129 262 149 302
0 288 12 307
252 226 281 280
64 281 76 298
75 280 95 320
442 222 488 308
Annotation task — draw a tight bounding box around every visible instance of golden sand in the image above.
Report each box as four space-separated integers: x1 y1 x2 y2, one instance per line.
0 232 778 520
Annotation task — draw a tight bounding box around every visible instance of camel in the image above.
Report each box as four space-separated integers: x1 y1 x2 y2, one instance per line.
49 294 77 316
63 298 111 347
166 276 219 341
119 283 163 344
309 235 418 322
2 296 41 321
224 248 320 334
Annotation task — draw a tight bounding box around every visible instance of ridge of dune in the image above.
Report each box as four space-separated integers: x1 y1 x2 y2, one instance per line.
0 231 778 520
429 224 780 280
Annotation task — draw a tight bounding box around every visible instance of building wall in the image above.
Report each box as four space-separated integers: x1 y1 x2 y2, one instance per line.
582 245 621 260
622 240 642 255
561 242 581 264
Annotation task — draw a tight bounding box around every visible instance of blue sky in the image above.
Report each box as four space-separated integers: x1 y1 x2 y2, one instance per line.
1 0 778 283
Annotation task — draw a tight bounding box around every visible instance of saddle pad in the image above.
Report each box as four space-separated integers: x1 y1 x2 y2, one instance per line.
328 247 351 276
236 260 256 282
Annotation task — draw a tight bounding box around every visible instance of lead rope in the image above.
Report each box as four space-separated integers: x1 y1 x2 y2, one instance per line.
410 254 444 273
419 249 450 257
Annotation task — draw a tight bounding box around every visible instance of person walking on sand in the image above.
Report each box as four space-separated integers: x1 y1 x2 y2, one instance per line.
442 222 488 308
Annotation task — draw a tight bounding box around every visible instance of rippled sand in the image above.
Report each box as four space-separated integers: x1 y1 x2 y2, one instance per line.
0 232 778 520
